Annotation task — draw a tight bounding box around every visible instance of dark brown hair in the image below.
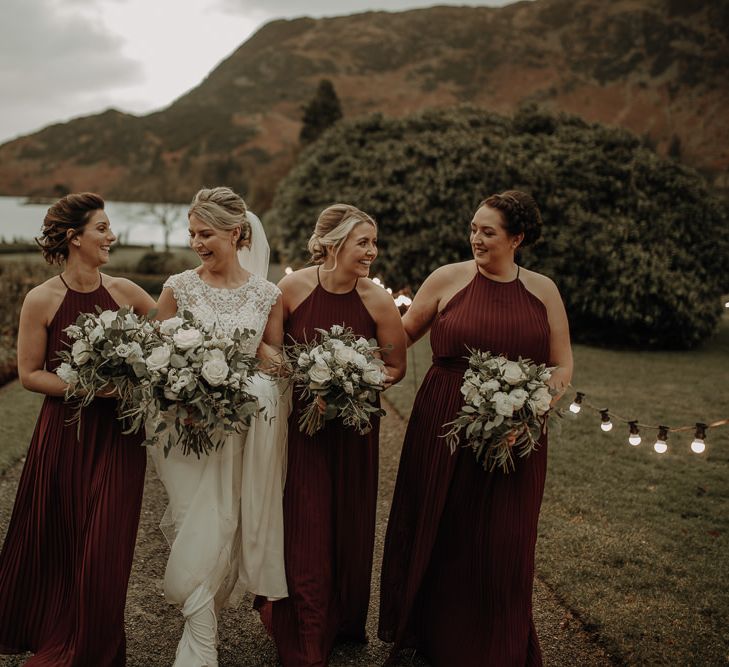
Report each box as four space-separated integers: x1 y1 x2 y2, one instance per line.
36 192 105 264
478 190 542 247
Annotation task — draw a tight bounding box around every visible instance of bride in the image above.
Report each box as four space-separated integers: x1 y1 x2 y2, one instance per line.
151 186 288 666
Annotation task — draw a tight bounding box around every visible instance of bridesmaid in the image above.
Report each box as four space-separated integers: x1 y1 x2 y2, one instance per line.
270 204 406 666
378 191 573 666
0 193 155 665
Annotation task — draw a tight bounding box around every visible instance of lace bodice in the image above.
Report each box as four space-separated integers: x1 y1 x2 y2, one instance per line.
164 269 280 355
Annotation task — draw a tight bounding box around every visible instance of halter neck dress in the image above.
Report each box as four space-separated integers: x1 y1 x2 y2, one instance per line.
0 275 146 666
379 266 551 666
271 271 380 666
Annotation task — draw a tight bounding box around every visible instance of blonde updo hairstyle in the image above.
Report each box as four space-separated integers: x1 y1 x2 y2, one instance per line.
308 204 377 270
188 186 251 249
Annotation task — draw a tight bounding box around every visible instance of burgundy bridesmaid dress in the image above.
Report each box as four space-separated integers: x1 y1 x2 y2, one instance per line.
0 278 147 666
379 267 551 666
271 275 380 666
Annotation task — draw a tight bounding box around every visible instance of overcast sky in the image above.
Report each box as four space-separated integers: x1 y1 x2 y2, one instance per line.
0 0 523 145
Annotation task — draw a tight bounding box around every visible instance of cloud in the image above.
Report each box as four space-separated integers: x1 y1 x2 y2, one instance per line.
0 0 143 141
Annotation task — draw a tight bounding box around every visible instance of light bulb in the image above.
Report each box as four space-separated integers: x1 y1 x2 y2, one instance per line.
691 423 707 455
601 421 613 432
284 266 293 275
570 392 585 414
628 434 642 446
386 287 393 294
654 440 668 454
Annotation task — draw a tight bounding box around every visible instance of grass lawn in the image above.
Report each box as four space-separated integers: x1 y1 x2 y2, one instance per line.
0 381 44 473
384 313 729 665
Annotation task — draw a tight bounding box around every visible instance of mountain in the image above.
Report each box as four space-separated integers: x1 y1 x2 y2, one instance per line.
0 0 727 208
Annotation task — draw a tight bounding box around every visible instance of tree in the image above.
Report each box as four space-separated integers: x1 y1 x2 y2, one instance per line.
267 106 729 349
299 79 343 145
668 134 682 160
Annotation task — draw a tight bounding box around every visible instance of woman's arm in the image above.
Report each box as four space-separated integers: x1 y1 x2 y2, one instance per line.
108 276 156 316
401 265 451 346
370 289 408 387
154 287 179 321
257 295 284 373
17 288 69 397
542 277 573 402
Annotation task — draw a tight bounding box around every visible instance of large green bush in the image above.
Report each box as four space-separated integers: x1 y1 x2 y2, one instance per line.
266 106 728 349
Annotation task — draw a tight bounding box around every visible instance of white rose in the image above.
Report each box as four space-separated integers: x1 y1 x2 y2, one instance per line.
204 348 227 363
126 342 144 363
164 387 179 400
532 386 552 415
492 391 514 417
64 325 82 339
201 357 229 386
146 345 171 371
480 378 501 395
354 337 370 351
178 369 196 387
123 313 138 330
343 381 354 395
160 316 184 336
334 346 358 366
330 338 345 350
98 310 117 328
297 352 310 367
71 339 92 365
501 360 526 385
308 362 332 384
362 367 384 385
88 324 105 343
115 343 132 358
330 324 344 336
507 388 529 410
173 327 204 350
56 362 79 385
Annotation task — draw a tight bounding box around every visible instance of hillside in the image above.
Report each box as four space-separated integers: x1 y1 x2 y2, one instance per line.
0 0 726 208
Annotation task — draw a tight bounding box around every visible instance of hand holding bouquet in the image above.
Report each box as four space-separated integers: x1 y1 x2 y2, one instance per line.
55 306 161 429
442 349 555 473
287 324 387 436
136 310 261 458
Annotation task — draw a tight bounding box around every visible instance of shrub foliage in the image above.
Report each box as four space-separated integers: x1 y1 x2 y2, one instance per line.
267 106 728 349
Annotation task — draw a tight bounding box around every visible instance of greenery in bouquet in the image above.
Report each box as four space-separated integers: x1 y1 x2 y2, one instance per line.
442 349 556 473
138 310 261 458
286 324 387 436
55 306 161 430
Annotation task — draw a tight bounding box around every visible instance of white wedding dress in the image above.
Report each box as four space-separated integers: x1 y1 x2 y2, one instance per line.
150 267 289 667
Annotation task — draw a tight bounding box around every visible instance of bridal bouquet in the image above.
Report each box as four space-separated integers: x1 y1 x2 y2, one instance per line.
55 307 161 429
442 349 555 473
287 324 387 436
135 311 261 458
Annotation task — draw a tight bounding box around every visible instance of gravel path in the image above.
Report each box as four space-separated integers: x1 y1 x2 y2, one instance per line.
0 397 615 666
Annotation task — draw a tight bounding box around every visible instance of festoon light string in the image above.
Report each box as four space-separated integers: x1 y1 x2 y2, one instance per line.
566 389 728 455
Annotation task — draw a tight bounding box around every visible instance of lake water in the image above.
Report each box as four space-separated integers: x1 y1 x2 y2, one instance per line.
0 196 190 248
